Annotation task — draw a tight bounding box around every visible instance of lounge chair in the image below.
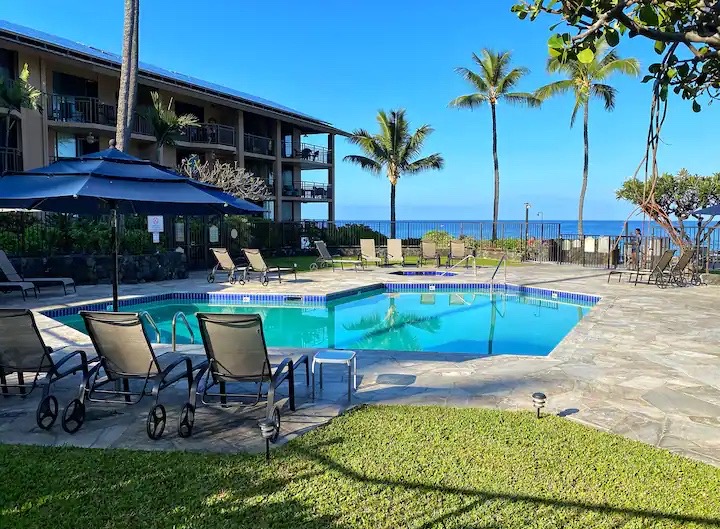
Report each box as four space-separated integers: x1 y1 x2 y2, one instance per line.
0 250 75 294
243 248 297 285
628 249 675 287
62 311 203 440
418 241 440 267
360 239 383 267
385 239 405 266
663 248 695 287
312 240 363 271
208 248 247 284
0 309 90 429
184 313 309 440
447 241 467 267
0 281 37 301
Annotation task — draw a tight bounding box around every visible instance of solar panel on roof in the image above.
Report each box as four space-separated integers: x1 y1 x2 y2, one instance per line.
0 19 327 124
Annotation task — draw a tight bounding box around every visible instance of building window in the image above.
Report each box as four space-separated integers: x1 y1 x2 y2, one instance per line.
0 48 17 81
55 133 77 158
281 202 294 221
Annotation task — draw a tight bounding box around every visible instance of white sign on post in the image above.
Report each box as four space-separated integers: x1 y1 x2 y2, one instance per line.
152 232 160 243
147 215 164 233
209 225 219 243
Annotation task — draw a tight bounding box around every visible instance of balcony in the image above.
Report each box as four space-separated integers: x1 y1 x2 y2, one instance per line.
179 123 236 148
282 181 332 200
47 94 117 126
0 147 22 173
283 142 332 165
244 133 274 156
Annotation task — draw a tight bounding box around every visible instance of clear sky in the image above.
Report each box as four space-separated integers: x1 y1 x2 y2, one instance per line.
3 0 716 220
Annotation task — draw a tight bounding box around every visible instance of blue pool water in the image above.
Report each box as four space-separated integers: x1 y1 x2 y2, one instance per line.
56 289 594 356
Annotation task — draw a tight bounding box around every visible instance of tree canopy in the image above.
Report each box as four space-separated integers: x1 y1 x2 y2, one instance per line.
512 0 720 110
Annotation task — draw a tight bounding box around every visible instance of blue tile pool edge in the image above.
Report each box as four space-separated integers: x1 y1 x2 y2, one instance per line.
40 283 599 319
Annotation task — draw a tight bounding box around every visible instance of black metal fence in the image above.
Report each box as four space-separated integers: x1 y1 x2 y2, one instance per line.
2 214 719 272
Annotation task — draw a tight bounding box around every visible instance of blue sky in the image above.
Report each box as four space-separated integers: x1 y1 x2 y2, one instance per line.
3 0 716 220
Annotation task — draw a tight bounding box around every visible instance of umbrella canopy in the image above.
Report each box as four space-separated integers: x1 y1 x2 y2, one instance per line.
0 145 263 310
694 205 720 216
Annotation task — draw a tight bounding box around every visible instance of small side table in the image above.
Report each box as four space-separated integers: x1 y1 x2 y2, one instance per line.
312 350 357 403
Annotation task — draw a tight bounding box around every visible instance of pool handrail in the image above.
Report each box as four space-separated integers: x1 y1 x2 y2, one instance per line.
442 255 477 276
139 311 161 343
490 253 508 293
172 311 196 352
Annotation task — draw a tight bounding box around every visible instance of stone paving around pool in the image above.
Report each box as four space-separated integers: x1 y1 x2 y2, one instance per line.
1 263 719 465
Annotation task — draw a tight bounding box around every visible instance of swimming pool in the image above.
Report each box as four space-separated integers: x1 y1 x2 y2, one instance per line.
54 286 596 356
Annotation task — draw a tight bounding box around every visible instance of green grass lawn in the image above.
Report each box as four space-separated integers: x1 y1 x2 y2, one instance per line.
267 255 520 272
2 406 719 528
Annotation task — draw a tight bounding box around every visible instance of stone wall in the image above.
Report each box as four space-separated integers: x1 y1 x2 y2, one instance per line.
9 251 188 285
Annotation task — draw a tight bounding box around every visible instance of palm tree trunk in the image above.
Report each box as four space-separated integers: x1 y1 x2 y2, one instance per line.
390 182 396 239
491 102 500 241
115 0 135 151
156 144 164 165
579 102 589 237
124 0 139 141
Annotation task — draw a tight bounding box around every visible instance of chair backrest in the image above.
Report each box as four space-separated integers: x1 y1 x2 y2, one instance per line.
315 240 333 260
673 248 695 271
243 248 268 272
653 249 676 272
0 250 22 282
450 240 466 258
387 239 403 260
422 241 437 258
211 248 236 271
80 311 158 378
0 309 52 372
196 312 271 383
360 239 377 258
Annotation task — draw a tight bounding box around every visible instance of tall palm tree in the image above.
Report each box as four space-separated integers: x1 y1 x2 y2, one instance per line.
536 42 639 236
116 0 139 151
0 63 41 171
343 109 443 238
139 91 198 164
450 50 539 240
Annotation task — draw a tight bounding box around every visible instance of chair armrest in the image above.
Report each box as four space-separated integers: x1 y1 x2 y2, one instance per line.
52 349 90 376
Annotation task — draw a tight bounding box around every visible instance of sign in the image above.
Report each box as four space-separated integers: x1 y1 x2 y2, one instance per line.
230 228 238 240
174 222 185 242
147 215 164 233
209 225 219 243
300 236 311 250
152 232 160 244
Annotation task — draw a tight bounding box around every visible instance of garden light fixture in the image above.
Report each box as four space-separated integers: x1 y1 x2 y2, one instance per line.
532 392 546 419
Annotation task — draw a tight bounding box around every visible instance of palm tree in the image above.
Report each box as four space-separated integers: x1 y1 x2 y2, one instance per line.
450 50 539 240
139 91 199 164
0 63 41 171
116 0 139 151
343 109 443 238
536 42 639 236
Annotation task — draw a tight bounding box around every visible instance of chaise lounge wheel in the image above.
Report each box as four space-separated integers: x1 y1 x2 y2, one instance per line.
270 407 281 443
61 398 85 434
36 395 58 430
207 273 215 283
309 262 318 271
177 403 195 438
146 404 166 440
261 277 269 287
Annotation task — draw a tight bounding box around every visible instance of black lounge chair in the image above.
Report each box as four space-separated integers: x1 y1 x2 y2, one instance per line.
0 309 90 429
207 248 247 284
243 248 297 285
0 250 75 294
183 313 309 441
62 311 205 440
629 249 676 287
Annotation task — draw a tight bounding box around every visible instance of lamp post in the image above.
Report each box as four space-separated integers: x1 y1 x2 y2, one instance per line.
537 211 544 245
524 202 531 260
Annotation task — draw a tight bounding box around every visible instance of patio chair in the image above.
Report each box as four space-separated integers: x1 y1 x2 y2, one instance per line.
62 311 203 440
663 248 695 287
312 241 363 271
0 250 75 295
360 239 383 267
447 241 468 268
0 281 37 301
628 249 676 287
208 248 247 284
242 248 297 286
385 239 405 266
0 309 91 429
418 241 440 267
183 313 310 440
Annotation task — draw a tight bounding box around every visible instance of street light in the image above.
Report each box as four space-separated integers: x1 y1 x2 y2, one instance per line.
524 203 531 260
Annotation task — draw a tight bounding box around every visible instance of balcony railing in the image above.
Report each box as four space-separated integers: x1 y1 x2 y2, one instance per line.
0 147 22 173
244 133 274 156
179 123 236 147
282 181 332 200
283 142 332 164
132 113 153 136
47 94 117 126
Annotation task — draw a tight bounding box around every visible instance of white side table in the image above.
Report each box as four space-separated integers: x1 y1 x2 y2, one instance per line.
312 350 357 403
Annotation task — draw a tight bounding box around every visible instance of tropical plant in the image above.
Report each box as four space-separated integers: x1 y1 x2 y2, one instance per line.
450 50 539 240
115 0 139 151
343 110 444 238
0 63 41 170
178 156 270 200
536 41 640 236
139 91 198 164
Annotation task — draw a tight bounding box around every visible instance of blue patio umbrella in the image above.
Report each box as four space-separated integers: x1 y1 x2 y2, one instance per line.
694 205 720 216
0 143 263 309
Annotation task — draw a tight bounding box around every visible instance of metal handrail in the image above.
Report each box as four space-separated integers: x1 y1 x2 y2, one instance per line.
442 255 477 276
139 311 161 343
490 253 508 293
171 311 195 352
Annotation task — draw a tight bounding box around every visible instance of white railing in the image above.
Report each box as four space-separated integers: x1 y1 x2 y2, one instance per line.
442 255 477 276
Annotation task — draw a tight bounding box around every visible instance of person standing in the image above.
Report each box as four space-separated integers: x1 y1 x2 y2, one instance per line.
630 228 642 269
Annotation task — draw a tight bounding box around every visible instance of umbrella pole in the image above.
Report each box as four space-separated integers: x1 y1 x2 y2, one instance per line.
111 207 119 311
